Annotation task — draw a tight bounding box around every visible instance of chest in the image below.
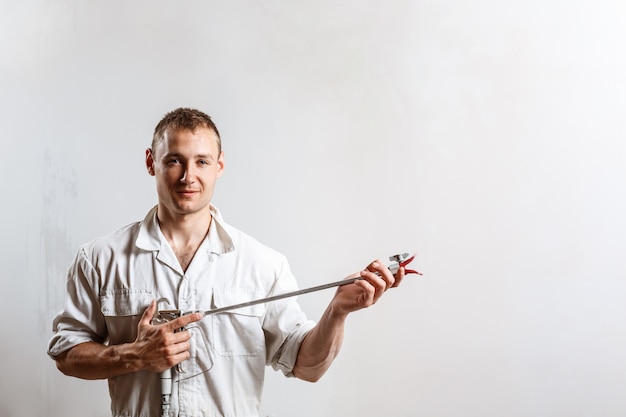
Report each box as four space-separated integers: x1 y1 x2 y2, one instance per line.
173 247 196 272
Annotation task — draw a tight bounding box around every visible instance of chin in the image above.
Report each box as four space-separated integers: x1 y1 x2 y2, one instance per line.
176 202 210 215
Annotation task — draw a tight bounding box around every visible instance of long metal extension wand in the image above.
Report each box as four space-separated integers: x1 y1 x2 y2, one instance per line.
201 252 420 316
155 253 420 322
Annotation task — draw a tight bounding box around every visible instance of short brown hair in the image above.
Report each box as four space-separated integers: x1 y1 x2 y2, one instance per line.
152 108 221 154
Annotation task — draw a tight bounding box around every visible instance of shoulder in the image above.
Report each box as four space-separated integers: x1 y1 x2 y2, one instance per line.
79 220 143 264
223 222 287 263
211 205 287 263
81 207 158 258
209 206 292 279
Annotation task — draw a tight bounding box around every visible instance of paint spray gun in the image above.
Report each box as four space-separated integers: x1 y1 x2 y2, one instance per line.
152 253 421 416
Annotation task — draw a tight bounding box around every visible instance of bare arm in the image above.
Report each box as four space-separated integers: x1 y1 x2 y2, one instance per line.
293 261 405 382
55 300 203 380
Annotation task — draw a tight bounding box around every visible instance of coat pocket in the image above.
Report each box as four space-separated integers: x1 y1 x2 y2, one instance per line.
99 288 154 344
212 289 265 357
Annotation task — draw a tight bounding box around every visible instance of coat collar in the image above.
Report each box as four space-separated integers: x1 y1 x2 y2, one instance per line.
135 205 235 255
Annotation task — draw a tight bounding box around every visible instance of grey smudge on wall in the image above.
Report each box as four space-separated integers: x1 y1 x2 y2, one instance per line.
38 147 78 335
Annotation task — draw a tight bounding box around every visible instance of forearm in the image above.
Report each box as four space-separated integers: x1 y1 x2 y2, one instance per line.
55 341 144 380
293 304 348 382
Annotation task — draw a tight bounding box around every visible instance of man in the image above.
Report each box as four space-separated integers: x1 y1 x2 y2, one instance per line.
48 108 405 417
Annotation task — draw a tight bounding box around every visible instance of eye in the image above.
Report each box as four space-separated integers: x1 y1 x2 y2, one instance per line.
199 159 211 165
167 158 181 165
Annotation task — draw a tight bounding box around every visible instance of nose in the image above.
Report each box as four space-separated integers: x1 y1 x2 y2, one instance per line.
180 163 196 184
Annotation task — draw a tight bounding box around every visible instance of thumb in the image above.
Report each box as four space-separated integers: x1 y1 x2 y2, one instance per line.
138 299 157 327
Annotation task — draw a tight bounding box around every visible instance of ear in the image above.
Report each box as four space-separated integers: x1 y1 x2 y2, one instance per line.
216 151 225 178
145 148 156 176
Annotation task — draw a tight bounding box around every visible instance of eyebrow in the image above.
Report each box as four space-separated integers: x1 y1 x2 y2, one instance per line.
162 152 215 161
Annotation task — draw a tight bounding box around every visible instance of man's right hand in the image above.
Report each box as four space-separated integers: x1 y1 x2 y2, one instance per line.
134 300 204 373
54 300 203 380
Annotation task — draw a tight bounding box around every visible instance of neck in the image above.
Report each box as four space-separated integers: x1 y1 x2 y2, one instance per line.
156 206 213 248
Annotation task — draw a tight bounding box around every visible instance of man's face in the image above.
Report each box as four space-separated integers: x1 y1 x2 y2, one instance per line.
146 127 224 219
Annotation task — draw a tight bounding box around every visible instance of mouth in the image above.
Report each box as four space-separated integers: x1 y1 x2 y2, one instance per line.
177 189 199 197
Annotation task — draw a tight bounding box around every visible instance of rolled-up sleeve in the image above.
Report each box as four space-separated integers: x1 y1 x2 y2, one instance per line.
48 246 106 358
271 317 315 377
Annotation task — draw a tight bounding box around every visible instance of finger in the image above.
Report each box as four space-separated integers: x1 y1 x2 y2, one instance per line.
169 330 192 345
367 259 392 277
359 268 387 294
139 300 157 327
163 312 204 332
353 278 376 304
392 266 406 288
366 259 385 272
164 339 192 356
155 348 192 372
165 350 192 368
366 260 395 289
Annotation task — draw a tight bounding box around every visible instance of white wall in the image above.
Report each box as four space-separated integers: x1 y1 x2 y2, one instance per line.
2 1 626 416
